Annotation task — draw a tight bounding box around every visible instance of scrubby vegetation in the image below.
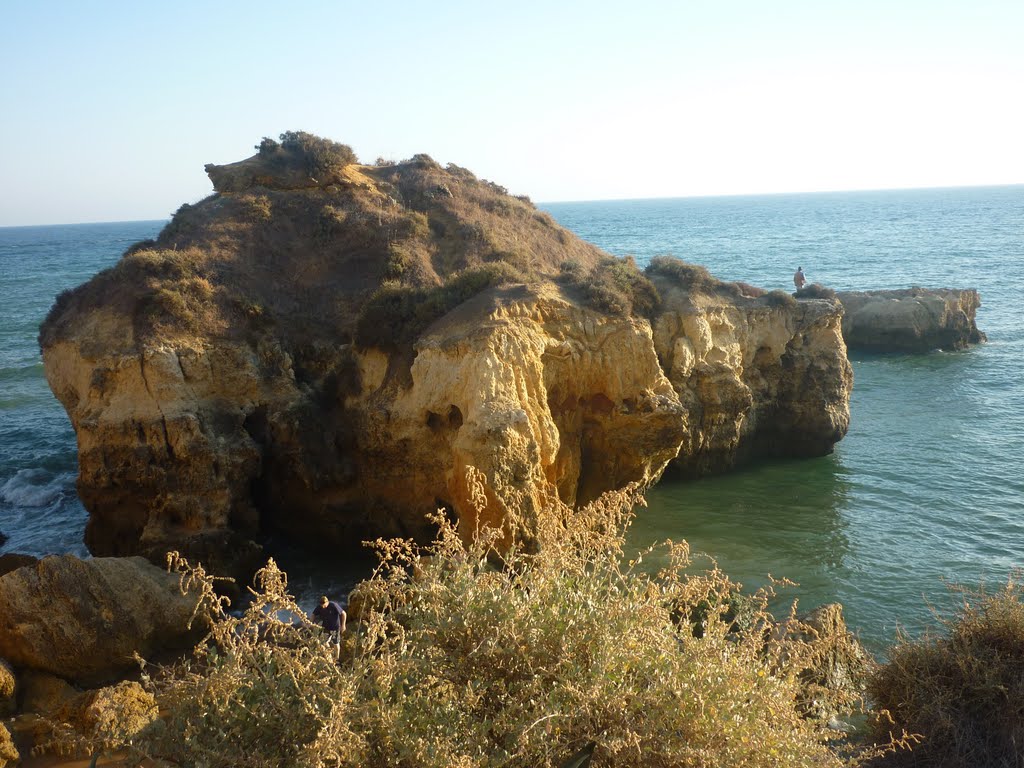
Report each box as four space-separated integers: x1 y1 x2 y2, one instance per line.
52 479 877 767
258 131 358 179
645 256 720 291
766 289 799 309
355 263 527 348
643 255 756 301
869 577 1024 767
797 284 838 300
560 255 660 318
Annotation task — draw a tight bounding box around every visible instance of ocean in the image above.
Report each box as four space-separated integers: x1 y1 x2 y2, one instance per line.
2 186 1022 652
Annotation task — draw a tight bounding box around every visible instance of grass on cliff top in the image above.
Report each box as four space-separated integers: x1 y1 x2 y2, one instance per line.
70 477 893 768
644 255 772 302
40 133 613 354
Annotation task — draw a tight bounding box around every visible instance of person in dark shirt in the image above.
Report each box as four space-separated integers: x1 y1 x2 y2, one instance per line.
312 595 346 660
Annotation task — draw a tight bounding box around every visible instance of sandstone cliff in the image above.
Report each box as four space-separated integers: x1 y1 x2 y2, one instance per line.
836 288 985 352
40 134 852 567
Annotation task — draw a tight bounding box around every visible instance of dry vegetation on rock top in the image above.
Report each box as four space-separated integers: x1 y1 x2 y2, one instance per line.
40 132 624 354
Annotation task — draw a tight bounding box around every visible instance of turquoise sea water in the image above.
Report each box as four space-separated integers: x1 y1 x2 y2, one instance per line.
2 186 1022 652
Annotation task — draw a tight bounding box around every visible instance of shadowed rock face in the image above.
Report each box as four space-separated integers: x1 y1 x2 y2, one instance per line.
836 288 985 352
39 137 853 567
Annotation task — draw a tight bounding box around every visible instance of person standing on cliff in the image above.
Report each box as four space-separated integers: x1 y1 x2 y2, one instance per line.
312 595 346 661
794 266 807 291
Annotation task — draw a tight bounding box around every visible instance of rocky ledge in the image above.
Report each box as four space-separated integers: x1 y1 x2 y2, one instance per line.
834 287 985 353
39 133 852 570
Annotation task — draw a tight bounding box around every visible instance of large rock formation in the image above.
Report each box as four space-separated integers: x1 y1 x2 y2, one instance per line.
0 555 202 686
40 134 852 566
836 288 985 352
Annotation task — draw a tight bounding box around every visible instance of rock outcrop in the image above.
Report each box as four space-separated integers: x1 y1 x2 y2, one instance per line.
0 553 38 578
0 555 202 686
40 134 853 566
836 288 985 352
653 282 851 477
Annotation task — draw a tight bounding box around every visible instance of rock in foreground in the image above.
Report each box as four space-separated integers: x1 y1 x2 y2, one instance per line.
835 288 985 352
0 555 201 686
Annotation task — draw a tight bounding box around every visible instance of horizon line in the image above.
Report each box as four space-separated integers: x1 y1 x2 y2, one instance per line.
2 181 1021 229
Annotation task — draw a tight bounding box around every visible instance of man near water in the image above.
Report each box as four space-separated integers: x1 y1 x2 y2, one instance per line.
794 266 806 290
312 595 346 660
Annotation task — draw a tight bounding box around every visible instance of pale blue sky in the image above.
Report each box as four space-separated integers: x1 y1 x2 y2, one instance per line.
1 0 1021 225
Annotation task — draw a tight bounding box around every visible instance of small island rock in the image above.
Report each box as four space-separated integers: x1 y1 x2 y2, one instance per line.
836 288 985 352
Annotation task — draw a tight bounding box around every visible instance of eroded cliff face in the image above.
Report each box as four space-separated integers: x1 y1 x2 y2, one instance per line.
652 283 852 477
40 136 853 568
45 283 849 564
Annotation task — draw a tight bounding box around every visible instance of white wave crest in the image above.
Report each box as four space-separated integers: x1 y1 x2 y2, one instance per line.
0 468 72 508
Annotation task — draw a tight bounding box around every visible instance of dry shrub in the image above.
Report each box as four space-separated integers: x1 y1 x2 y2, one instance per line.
0 722 17 765
797 284 838 300
733 281 767 298
355 263 525 349
645 256 718 290
766 289 799 309
143 555 366 767
32 681 160 760
561 256 660 318
869 577 1024 767
95 477 866 768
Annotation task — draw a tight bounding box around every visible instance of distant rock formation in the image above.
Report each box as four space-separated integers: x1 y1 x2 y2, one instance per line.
39 134 853 568
0 555 201 686
835 288 985 353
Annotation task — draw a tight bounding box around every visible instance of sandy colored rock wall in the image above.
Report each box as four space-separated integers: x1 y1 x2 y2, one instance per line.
43 279 851 564
652 284 852 476
836 288 985 352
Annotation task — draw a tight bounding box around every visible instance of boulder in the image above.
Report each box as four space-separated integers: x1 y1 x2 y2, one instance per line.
0 555 202 686
0 531 6 548
38 681 159 759
0 553 38 578
836 288 985 352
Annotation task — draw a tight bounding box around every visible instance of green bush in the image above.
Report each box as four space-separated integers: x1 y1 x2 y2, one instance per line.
869 578 1024 767
100 479 853 768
